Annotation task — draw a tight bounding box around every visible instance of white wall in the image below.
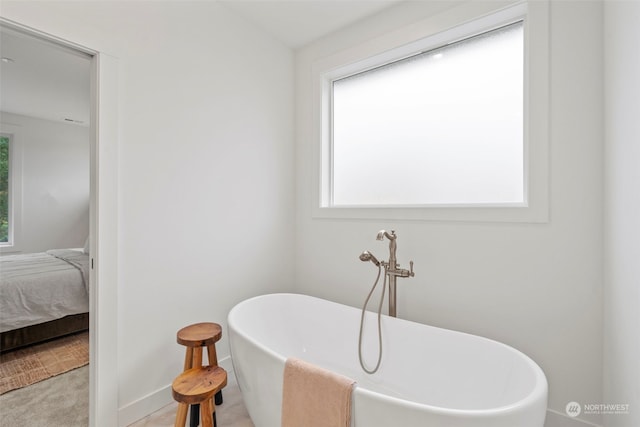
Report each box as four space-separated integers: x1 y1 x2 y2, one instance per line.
295 2 604 426
604 2 640 426
1 1 295 425
5 1 635 426
0 112 89 254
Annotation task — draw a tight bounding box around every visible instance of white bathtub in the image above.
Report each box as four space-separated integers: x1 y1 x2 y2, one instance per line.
228 293 547 427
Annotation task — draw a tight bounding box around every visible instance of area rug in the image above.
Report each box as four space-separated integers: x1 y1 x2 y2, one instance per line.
0 331 89 395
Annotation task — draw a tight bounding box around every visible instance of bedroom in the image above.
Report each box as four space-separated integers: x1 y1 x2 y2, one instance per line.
0 24 91 389
0 1 638 427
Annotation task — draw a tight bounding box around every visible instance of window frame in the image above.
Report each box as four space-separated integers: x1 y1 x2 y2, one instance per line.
0 126 23 252
311 1 549 223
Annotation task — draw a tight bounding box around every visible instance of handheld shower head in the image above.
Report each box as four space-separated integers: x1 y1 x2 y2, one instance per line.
359 250 380 267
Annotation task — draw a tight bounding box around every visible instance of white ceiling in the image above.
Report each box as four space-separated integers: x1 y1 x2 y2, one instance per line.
221 0 403 48
0 26 92 125
0 1 401 124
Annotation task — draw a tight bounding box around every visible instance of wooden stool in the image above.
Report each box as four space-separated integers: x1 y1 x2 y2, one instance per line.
172 365 227 427
177 322 224 427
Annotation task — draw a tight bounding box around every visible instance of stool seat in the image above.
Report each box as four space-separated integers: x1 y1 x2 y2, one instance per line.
172 366 227 427
177 322 222 347
172 365 227 404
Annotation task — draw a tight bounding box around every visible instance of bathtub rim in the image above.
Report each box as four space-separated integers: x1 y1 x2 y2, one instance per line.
228 292 548 418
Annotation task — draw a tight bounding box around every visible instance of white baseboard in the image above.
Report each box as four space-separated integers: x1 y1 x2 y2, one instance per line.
545 409 603 427
118 356 234 427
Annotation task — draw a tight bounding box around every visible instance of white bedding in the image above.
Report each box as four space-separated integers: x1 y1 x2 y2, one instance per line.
0 249 90 333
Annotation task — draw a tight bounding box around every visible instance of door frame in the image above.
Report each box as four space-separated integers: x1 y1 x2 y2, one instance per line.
0 17 119 427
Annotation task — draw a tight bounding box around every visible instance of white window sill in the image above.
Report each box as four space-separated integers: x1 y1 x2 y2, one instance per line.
313 204 548 223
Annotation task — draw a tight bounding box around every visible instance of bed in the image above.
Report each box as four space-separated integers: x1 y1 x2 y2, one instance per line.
0 249 90 352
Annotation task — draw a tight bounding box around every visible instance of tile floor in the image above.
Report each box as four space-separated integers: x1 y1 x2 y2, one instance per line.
128 377 254 427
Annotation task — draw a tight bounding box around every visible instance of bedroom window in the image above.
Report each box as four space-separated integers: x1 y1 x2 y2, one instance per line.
0 130 23 251
0 134 9 244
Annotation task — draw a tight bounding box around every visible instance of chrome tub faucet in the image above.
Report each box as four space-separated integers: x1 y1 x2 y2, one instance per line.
360 230 414 317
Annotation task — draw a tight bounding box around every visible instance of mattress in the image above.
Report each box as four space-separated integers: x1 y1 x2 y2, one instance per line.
0 249 90 333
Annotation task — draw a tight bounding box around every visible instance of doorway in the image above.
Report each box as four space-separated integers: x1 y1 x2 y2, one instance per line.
0 18 119 426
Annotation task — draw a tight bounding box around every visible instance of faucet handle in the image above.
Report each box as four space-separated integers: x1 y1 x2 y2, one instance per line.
398 261 415 278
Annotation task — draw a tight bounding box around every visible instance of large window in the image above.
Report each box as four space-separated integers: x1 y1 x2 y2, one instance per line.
0 134 9 243
331 22 524 207
313 1 549 222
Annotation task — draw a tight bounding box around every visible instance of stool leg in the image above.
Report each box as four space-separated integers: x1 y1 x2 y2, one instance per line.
189 404 199 427
210 396 217 427
201 398 214 427
207 345 223 405
206 344 218 366
183 347 194 371
175 403 188 427
193 347 203 368
189 347 204 427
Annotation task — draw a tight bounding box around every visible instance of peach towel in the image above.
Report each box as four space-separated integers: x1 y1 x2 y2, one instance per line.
282 357 356 427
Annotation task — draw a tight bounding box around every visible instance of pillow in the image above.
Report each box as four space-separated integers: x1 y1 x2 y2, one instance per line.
84 236 90 254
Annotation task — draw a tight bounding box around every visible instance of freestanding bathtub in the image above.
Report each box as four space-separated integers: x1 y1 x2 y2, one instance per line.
228 293 547 427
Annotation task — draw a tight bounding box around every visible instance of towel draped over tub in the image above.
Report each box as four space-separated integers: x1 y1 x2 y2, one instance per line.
282 357 356 427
